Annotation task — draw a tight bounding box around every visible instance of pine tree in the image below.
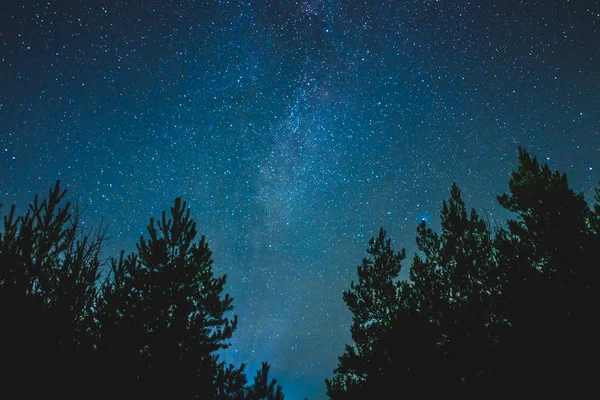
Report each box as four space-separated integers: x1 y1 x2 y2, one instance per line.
327 188 503 398
0 180 104 397
409 183 507 392
327 147 599 397
326 228 407 398
96 197 240 398
1 184 286 399
247 362 284 400
495 147 598 393
216 363 248 400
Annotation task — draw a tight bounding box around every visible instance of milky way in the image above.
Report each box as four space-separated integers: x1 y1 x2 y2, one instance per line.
1 1 599 398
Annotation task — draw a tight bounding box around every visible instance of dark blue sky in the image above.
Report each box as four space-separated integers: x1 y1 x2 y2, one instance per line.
1 1 599 398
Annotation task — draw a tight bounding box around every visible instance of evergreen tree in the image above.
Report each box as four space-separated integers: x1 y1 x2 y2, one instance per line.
216 363 248 400
0 180 104 396
327 147 598 397
495 147 598 392
1 183 285 399
325 229 408 398
96 197 241 398
327 190 501 398
409 184 508 392
247 362 284 400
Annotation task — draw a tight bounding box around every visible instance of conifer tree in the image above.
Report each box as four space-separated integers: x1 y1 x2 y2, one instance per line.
327 147 599 397
247 362 284 400
216 363 248 400
495 147 597 392
410 183 507 392
1 184 286 399
0 180 104 396
96 197 241 398
326 229 407 398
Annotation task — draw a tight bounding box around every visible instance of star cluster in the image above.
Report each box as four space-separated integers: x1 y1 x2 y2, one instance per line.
1 1 599 398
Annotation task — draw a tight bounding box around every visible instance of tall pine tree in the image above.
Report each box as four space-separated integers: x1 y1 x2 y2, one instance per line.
495 147 598 393
0 181 104 397
410 184 507 392
326 228 408 398
96 198 241 398
327 147 598 397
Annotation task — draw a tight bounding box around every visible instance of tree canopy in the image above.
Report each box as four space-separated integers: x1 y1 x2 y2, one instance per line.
327 147 599 398
0 183 285 399
2 146 596 399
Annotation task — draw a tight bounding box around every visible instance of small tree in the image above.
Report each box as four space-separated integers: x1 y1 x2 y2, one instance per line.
247 362 284 400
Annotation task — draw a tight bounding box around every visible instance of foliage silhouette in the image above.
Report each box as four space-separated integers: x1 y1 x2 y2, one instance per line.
327 147 599 398
0 182 285 399
494 147 598 392
5 145 594 398
247 362 284 400
0 181 104 397
96 197 241 398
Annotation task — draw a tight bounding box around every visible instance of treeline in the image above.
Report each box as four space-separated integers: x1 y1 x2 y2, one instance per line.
1 147 597 399
327 148 598 397
0 185 283 399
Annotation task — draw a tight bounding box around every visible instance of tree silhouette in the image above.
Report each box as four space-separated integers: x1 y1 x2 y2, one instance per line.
326 228 411 398
494 147 598 393
410 183 508 393
1 183 287 399
0 180 104 397
247 362 284 400
96 197 242 398
327 147 599 397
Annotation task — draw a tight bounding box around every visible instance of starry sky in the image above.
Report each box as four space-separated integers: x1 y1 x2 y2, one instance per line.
1 1 599 398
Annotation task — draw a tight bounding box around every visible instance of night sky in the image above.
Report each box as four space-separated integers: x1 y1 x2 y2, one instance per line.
1 1 599 398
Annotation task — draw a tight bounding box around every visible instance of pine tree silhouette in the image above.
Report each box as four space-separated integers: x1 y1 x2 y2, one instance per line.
96 197 242 398
327 147 599 397
0 180 104 397
494 147 597 394
1 183 286 399
247 362 284 400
